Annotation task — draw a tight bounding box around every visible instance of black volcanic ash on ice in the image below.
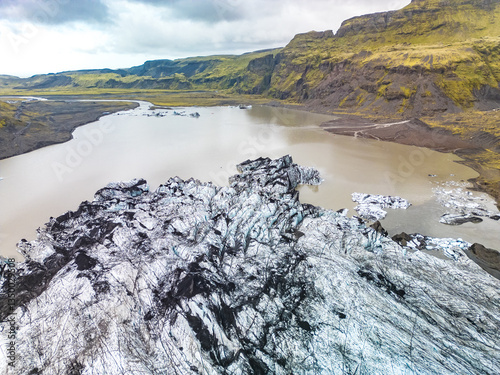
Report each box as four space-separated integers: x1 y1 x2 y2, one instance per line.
1 156 499 374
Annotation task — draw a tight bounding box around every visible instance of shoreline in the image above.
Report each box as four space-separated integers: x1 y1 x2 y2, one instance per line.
1 98 499 276
272 101 500 210
1 95 498 210
0 98 139 160
318 115 500 210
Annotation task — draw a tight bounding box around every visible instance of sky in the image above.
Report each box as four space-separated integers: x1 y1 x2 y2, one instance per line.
0 0 411 77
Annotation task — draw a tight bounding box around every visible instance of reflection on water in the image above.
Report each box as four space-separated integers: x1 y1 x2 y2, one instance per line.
0 104 498 259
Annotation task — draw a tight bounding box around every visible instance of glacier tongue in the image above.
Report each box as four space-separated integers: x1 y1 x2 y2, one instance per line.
1 155 499 375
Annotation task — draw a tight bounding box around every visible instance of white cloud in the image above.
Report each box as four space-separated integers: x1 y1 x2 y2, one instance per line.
0 0 411 77
0 21 117 76
106 0 411 56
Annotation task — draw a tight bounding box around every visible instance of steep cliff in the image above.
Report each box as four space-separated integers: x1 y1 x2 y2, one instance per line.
269 0 500 116
2 0 499 118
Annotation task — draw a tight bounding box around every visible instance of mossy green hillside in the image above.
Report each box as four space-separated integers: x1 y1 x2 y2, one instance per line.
1 49 282 95
265 0 500 112
1 0 499 200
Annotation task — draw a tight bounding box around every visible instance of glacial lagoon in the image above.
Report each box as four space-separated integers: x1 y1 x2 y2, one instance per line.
1 102 499 259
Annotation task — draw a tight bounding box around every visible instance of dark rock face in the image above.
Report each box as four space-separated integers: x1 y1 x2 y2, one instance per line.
337 0 500 39
466 243 500 279
306 61 460 118
247 54 276 75
336 10 399 38
1 156 499 374
440 213 484 225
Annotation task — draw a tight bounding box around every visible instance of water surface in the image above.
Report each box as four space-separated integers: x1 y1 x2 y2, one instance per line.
1 103 498 259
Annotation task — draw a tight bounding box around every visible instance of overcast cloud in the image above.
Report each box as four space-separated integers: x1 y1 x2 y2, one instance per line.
0 0 110 24
0 0 410 77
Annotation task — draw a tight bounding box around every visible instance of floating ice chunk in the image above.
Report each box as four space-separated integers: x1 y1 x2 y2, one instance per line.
393 232 471 261
352 193 411 209
439 214 483 225
433 182 500 225
354 204 387 221
352 193 411 221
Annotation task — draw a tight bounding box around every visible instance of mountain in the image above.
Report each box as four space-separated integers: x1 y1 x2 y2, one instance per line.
0 49 282 94
2 0 499 117
1 156 499 374
270 0 500 115
1 0 499 203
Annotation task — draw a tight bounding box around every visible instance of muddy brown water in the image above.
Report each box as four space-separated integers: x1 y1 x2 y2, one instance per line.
1 103 499 260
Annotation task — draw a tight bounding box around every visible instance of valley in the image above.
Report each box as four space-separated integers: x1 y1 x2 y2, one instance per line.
1 0 500 205
1 1 500 373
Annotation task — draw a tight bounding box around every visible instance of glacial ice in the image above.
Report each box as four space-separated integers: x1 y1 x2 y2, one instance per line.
0 155 499 375
433 182 500 225
352 192 411 221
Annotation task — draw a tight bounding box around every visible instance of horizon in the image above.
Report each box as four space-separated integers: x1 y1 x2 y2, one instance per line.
0 0 410 78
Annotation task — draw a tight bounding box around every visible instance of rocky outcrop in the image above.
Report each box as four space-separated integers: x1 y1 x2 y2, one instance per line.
336 0 500 39
1 156 499 374
466 243 500 279
305 59 462 117
247 54 276 75
244 54 277 94
336 11 399 38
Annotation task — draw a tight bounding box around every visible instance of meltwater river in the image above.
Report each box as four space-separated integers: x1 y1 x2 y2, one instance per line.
1 102 499 259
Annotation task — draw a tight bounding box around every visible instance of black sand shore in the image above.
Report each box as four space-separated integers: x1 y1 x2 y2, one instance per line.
0 99 139 160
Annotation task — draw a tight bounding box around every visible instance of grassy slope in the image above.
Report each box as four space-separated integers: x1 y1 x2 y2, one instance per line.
0 0 499 201
265 0 500 203
0 49 281 95
270 0 500 109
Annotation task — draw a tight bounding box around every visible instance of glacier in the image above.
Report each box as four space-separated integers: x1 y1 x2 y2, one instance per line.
0 155 499 374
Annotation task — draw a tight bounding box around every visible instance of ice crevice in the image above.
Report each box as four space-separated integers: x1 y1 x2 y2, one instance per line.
0 155 499 374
